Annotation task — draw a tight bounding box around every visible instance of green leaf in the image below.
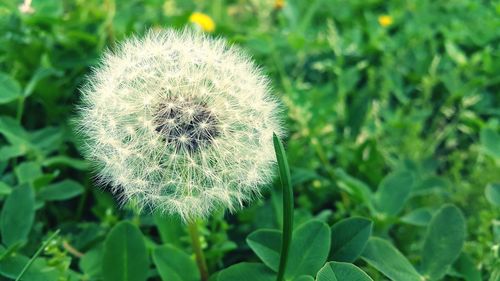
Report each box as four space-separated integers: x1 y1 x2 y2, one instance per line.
0 116 30 145
153 244 200 281
295 275 314 281
400 208 433 226
247 229 282 271
0 144 27 161
79 244 103 280
38 179 85 201
287 220 331 279
0 254 58 280
217 263 275 281
373 171 414 216
316 262 374 281
361 237 422 281
0 181 12 196
15 162 43 185
480 127 500 159
330 217 372 262
247 220 330 278
485 183 500 206
42 156 89 170
153 213 184 247
102 221 149 281
334 168 373 208
421 204 466 280
453 253 482 281
0 184 35 247
0 73 21 104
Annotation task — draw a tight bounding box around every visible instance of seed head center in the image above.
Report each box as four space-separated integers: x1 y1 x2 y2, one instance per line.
154 98 220 152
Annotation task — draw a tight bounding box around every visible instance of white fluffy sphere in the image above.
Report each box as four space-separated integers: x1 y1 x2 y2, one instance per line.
77 29 283 221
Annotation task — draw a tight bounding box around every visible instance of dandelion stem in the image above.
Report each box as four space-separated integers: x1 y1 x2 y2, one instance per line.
273 133 294 281
187 220 209 281
15 229 60 281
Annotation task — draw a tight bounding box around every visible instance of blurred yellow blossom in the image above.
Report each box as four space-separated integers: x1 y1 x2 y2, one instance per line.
274 0 285 9
189 12 216 33
378 15 393 27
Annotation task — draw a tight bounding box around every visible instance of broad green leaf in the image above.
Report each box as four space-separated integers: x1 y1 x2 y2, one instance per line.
316 262 374 281
102 221 149 281
0 254 59 280
217 263 275 281
153 244 200 281
295 275 314 281
411 176 450 196
0 144 27 161
373 171 414 216
247 220 330 278
0 184 35 247
15 162 43 184
0 181 12 196
42 156 89 170
0 73 21 104
153 213 184 247
421 204 466 280
361 237 422 281
485 183 500 206
330 217 372 262
480 127 500 159
38 179 85 201
247 229 281 271
79 244 103 280
453 253 482 281
0 116 30 145
334 168 373 208
286 220 331 279
400 208 433 226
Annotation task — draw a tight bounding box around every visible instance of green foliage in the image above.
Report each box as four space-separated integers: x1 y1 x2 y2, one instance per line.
362 238 423 281
421 204 466 280
102 222 150 281
0 0 499 280
153 244 200 281
316 262 373 281
329 217 372 262
1 184 35 247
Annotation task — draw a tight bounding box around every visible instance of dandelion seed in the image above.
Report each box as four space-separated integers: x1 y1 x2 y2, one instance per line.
77 29 283 221
189 12 216 33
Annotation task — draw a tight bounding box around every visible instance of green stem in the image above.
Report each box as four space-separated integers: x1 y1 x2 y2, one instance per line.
16 229 60 281
187 221 209 281
273 133 294 281
16 96 25 123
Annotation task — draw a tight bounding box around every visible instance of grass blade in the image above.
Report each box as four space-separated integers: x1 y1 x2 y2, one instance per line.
15 229 60 281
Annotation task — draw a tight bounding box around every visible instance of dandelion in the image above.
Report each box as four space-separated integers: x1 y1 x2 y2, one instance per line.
189 12 216 33
77 29 283 222
274 0 285 10
378 15 393 27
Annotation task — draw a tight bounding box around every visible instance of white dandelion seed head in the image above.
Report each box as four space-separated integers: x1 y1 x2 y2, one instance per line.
77 29 284 222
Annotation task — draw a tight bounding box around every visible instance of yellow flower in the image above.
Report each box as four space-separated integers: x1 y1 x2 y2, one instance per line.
378 15 393 27
274 0 285 9
189 12 216 33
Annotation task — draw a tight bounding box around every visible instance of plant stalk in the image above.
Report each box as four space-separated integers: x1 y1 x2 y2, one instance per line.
187 221 209 281
16 229 60 281
273 133 294 281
